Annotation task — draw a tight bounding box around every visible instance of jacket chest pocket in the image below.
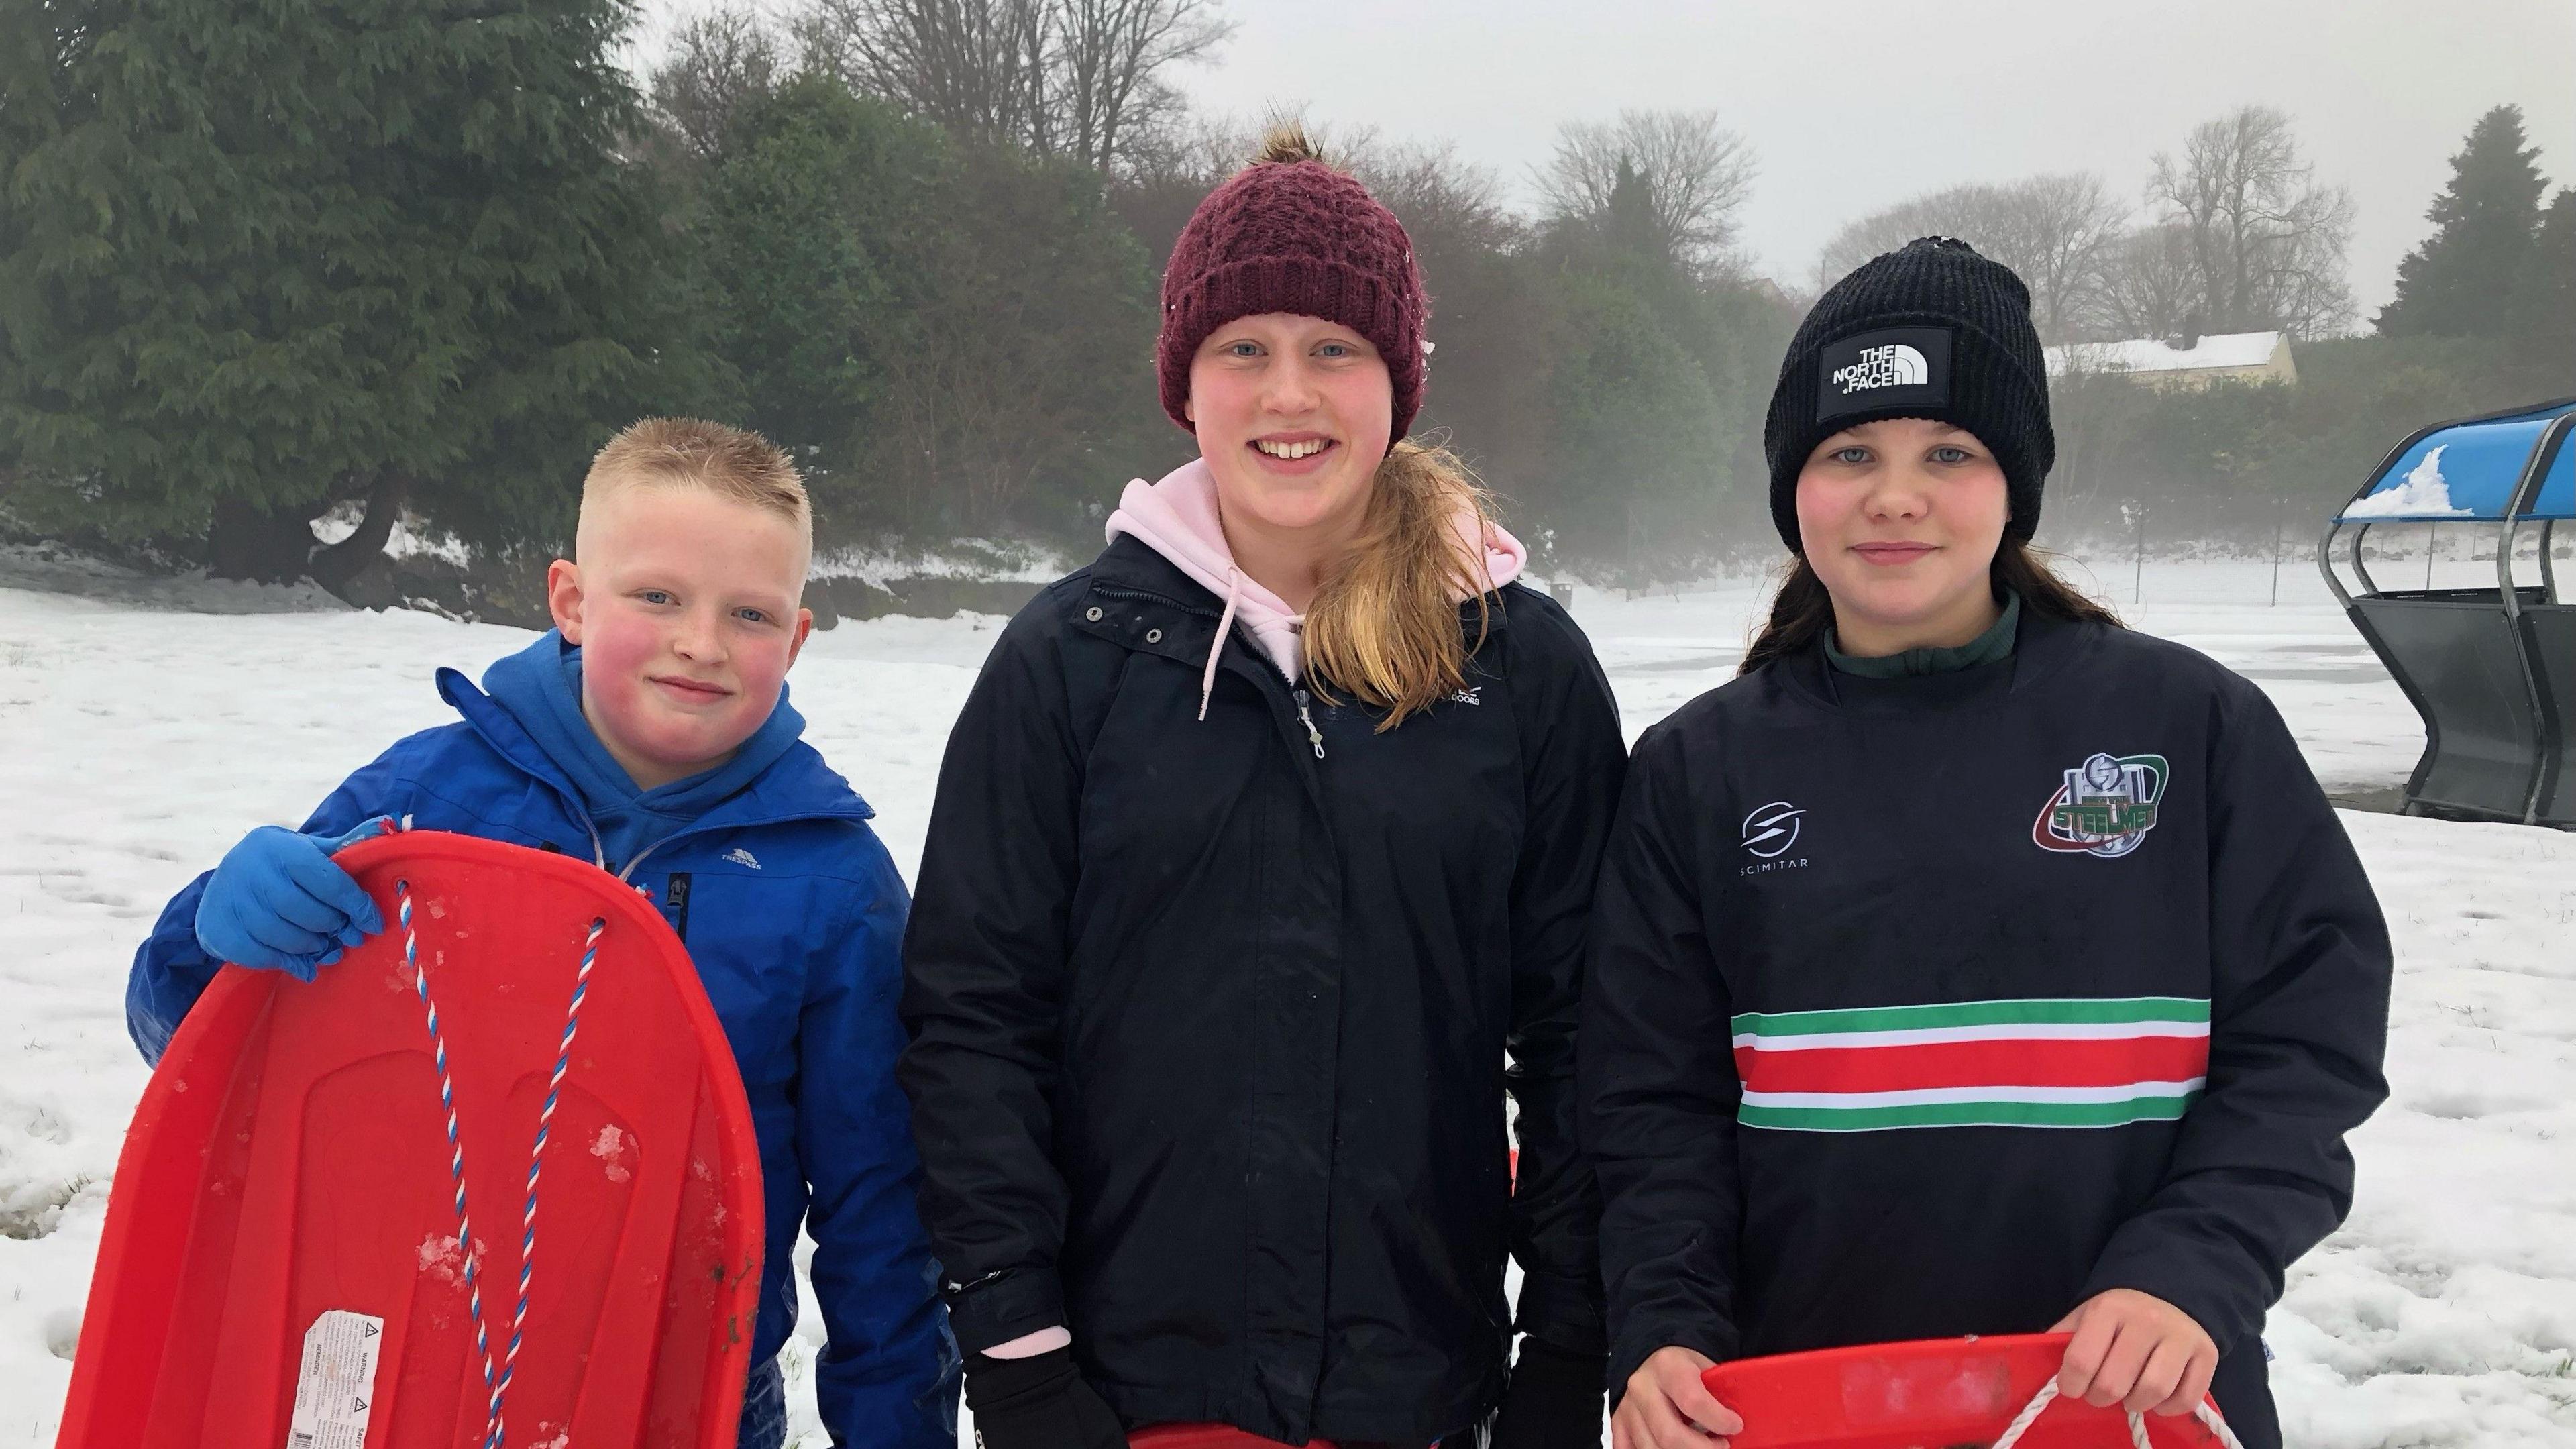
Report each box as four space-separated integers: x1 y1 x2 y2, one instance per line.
1311 687 1523 875
641 871 807 1084
1076 675 1297 883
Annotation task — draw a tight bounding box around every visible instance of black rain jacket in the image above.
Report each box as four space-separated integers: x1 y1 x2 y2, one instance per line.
1580 610 2392 1449
900 534 1627 1444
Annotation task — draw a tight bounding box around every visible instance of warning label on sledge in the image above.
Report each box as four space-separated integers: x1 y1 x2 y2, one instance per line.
284 1309 384 1449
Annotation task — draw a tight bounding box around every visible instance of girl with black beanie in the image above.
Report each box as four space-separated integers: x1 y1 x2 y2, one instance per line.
1580 237 2392 1449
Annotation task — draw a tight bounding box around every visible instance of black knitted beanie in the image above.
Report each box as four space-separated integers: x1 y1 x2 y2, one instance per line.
1762 236 2055 552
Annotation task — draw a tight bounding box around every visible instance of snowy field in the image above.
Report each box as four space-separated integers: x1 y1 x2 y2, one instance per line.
4 552 2573 1446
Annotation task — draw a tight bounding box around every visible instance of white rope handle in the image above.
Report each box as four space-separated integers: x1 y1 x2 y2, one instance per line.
398 860 607 1449
1990 1379 2248 1449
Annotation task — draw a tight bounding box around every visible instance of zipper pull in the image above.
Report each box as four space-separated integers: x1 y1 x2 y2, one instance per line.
1293 689 1326 759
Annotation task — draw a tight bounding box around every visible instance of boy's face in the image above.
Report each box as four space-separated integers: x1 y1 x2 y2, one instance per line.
547 481 812 790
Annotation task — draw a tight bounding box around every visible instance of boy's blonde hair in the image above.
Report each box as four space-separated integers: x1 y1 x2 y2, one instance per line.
580 417 811 549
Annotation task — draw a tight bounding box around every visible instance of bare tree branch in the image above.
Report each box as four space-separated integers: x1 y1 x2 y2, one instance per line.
1813 172 2127 342
1536 109 1756 279
798 0 1228 170
1051 0 1230 174
802 0 1052 152
2148 105 2356 338
649 4 785 160
2086 221 2204 341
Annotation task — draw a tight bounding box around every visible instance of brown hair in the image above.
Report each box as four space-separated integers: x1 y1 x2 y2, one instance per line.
1739 539 2123 676
582 417 810 545
1304 441 1499 729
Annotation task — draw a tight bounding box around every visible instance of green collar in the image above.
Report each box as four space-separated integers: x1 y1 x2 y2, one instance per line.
1826 590 2021 678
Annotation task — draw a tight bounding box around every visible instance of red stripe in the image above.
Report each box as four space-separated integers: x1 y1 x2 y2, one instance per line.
1733 1034 2211 1095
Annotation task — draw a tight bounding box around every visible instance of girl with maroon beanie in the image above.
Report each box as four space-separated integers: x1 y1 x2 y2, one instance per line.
900 127 1627 1448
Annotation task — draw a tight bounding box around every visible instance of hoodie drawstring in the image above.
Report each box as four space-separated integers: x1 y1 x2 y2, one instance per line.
1200 565 1244 722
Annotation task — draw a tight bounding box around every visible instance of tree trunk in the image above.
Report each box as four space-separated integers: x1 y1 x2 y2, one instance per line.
205 496 320 584
308 472 410 597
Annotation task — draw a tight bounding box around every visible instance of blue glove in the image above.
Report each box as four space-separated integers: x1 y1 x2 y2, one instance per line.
193 818 396 981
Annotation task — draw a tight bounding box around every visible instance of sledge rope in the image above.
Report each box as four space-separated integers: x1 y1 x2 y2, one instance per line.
1988 1378 2247 1449
400 878 503 1443
495 914 603 1436
399 873 608 1449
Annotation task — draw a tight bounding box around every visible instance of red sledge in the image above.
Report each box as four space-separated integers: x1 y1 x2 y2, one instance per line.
1130 1429 1317 1449
1702 1333 2241 1448
1129 1430 1335 1449
57 830 763 1449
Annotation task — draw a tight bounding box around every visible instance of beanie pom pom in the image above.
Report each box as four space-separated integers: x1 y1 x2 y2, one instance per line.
1250 121 1328 168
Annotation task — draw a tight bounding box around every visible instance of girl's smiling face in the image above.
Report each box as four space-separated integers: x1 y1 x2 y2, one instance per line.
1795 417 2011 654
1186 312 1394 544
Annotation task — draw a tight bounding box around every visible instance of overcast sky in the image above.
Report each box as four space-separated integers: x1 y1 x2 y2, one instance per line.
637 0 2575 319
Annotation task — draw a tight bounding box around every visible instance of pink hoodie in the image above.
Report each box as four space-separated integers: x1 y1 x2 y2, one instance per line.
1104 457 1527 719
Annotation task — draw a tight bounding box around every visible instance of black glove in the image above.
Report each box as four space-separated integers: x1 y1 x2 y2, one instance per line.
964 1346 1127 1449
1490 1336 1609 1449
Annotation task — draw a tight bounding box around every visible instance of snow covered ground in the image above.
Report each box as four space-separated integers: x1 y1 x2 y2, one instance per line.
3 553 2571 1445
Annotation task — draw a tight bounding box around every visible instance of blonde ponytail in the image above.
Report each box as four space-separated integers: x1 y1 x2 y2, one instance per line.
1304 441 1498 730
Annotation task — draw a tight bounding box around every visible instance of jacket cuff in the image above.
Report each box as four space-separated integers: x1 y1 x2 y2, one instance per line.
2080 1247 2256 1358
1513 1269 1608 1357
945 1265 1068 1354
1607 1318 1735 1410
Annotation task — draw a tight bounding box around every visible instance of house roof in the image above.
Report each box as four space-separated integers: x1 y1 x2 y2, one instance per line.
2043 331 2286 377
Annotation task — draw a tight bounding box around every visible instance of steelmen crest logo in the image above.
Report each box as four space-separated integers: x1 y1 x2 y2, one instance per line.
2033 753 2168 858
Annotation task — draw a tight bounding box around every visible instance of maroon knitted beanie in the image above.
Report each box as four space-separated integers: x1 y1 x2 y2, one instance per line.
1157 144 1428 447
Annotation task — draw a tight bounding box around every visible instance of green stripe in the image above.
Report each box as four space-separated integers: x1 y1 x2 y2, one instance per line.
1739 1095 2199 1132
1731 997 2210 1038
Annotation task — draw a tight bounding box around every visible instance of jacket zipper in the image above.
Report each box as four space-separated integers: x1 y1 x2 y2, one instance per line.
1094 581 1326 759
664 871 692 941
1090 582 1220 619
1292 689 1326 759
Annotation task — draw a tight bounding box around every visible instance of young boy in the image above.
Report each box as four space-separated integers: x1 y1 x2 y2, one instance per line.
126 417 959 1449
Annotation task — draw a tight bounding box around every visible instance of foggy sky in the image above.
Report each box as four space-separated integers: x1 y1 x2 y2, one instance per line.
637 0 2576 320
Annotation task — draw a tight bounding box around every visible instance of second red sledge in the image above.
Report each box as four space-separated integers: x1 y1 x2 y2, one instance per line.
1702 1332 2238 1448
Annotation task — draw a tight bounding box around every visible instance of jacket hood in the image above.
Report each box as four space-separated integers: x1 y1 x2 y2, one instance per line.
1102 456 1527 717
439 635 865 871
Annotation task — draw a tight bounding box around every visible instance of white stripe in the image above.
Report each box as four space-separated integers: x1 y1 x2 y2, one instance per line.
1742 996 2208 1024
1739 1079 2208 1110
1732 1020 2211 1051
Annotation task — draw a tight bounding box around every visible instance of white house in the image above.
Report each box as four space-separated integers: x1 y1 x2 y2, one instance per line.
2043 330 2298 390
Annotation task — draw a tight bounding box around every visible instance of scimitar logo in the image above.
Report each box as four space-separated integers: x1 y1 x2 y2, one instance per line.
1741 801 1803 858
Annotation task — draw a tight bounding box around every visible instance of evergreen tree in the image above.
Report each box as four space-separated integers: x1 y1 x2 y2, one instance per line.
0 0 688 586
1528 159 1734 586
698 76 941 478
2513 188 2576 354
699 74 1161 546
2376 105 2548 339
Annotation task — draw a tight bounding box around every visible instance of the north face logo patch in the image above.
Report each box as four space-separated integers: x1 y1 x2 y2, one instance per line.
1831 343 1930 392
1815 325 1952 420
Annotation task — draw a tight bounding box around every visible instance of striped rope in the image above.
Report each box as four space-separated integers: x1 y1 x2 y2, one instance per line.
400 871 609 1449
400 879 503 1443
1990 1378 2247 1449
492 916 605 1438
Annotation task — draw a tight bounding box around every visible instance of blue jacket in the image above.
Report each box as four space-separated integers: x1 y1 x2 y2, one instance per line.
128 639 960 1448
